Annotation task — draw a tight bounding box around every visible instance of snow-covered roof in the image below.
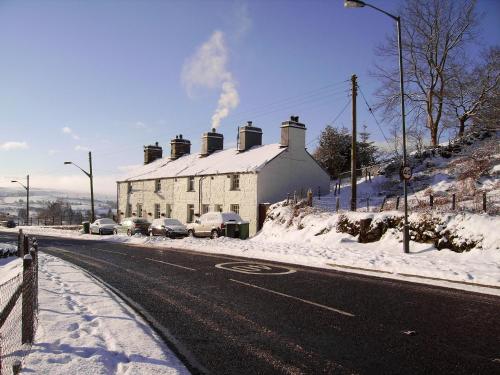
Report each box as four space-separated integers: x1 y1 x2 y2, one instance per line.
119 144 286 182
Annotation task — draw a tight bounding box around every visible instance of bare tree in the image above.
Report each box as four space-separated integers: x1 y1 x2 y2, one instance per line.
447 46 500 135
373 0 478 146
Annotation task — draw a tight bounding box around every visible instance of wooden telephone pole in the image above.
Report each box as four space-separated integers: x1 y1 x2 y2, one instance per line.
351 74 357 211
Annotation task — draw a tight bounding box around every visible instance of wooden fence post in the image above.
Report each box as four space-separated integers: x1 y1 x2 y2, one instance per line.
17 229 23 257
483 192 487 212
335 197 340 212
452 194 456 210
30 242 38 312
396 196 400 210
22 253 34 344
430 194 434 209
379 197 386 212
367 197 370 212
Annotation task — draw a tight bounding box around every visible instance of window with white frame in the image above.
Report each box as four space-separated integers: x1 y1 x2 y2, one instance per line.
230 174 240 190
154 204 160 219
137 204 143 217
165 204 171 218
230 204 239 215
154 179 161 192
126 204 132 216
187 176 195 191
202 204 209 214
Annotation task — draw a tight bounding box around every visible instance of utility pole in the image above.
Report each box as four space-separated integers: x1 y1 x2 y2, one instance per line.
11 175 29 225
26 175 29 225
89 151 95 222
65 152 95 223
351 74 357 211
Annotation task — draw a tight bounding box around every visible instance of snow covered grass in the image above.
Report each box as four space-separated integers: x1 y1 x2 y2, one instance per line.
20 253 188 375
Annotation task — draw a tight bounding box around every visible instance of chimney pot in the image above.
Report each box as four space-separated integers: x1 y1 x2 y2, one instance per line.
144 142 163 165
201 129 224 156
238 121 262 152
179 134 183 139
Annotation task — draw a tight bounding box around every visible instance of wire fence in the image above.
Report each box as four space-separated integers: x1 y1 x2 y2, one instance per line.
15 213 92 227
0 232 39 375
284 185 498 216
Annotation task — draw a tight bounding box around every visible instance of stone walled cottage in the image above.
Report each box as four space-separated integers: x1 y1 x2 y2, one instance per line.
116 116 330 236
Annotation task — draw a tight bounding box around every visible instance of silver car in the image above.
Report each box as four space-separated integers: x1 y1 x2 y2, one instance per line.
90 218 117 235
149 218 188 238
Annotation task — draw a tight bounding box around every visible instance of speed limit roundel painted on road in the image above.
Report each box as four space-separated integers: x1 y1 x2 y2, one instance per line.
215 262 296 275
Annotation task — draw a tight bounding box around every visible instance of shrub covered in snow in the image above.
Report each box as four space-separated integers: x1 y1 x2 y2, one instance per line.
264 201 499 253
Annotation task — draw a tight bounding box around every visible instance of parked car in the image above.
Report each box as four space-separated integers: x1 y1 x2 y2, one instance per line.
90 218 117 235
187 212 245 239
0 220 16 228
149 218 188 238
114 217 150 236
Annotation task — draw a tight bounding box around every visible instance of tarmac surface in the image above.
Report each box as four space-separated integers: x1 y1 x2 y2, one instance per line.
1 231 499 375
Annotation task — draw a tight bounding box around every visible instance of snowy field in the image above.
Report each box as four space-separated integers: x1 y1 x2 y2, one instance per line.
2 207 499 296
0 252 188 375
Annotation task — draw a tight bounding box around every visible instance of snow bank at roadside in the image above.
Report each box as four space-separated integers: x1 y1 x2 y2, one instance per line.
20 253 189 375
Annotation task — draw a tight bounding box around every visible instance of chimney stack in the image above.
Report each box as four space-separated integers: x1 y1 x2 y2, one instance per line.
170 134 191 160
280 115 306 150
143 142 163 165
201 128 224 156
238 121 263 152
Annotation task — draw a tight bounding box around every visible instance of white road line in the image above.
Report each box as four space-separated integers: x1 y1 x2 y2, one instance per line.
145 257 197 271
100 249 129 256
229 279 355 317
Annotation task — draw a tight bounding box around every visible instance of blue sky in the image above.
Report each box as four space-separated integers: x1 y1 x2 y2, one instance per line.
1 0 499 195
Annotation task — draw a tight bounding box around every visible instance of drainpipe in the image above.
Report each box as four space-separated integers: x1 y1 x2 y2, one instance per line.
198 176 207 215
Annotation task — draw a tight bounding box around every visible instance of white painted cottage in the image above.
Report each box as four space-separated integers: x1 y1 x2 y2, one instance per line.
116 116 330 236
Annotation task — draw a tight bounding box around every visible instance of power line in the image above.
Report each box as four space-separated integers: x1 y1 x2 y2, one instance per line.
306 97 352 147
357 84 391 146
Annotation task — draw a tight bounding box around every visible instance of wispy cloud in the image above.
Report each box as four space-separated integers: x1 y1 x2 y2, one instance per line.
118 164 142 173
0 141 29 151
75 145 90 152
181 31 239 129
133 121 148 129
232 1 252 38
62 126 80 140
48 149 59 156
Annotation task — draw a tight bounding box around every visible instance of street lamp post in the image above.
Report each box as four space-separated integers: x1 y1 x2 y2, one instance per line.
11 175 29 225
65 151 95 222
344 0 410 253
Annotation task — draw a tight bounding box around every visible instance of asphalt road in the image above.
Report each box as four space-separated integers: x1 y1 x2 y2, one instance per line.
1 231 499 375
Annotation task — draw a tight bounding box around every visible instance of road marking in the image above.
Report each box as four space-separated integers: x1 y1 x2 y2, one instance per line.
145 257 196 271
229 279 355 317
216 262 296 275
100 249 129 256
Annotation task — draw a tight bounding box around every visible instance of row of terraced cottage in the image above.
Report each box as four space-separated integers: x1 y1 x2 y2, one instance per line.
116 116 330 236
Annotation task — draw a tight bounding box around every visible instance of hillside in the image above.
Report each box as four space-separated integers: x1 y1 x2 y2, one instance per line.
315 129 499 214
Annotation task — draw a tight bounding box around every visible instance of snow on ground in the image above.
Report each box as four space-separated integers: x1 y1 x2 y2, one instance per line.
18 253 189 375
0 243 21 284
2 207 500 296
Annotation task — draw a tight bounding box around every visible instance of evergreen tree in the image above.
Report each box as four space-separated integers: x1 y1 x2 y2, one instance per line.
313 124 378 178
